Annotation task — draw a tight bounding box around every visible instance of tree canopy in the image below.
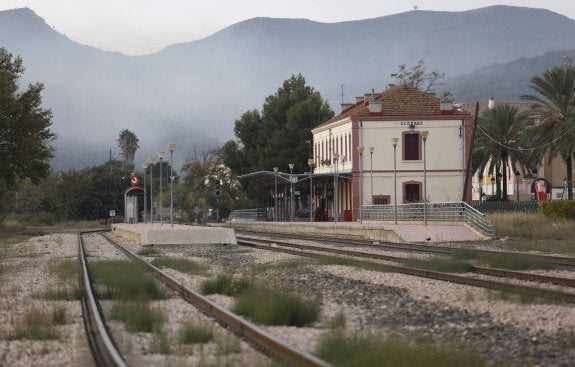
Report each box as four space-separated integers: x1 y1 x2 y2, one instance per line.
117 129 139 172
392 60 445 94
0 48 54 187
522 64 575 199
222 74 333 176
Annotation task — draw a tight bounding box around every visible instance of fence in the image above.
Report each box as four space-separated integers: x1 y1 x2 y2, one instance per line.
228 202 496 238
363 202 495 237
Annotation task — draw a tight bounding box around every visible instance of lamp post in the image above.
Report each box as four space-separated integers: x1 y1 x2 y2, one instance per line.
308 158 315 222
515 171 520 202
490 176 495 200
142 162 148 224
369 147 374 204
157 151 165 225
289 163 294 222
148 157 155 224
357 147 364 224
273 167 279 221
333 153 340 223
421 131 429 226
168 144 176 227
391 138 398 225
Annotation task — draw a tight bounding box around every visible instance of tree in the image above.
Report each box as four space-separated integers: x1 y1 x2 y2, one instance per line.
117 129 139 172
522 64 575 199
222 74 333 176
0 48 54 187
391 60 445 94
473 104 529 200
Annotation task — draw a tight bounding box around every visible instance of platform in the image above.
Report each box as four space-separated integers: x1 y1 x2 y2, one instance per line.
222 220 487 243
111 223 237 246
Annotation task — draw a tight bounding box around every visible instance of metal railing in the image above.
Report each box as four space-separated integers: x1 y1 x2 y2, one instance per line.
363 202 495 237
472 200 538 214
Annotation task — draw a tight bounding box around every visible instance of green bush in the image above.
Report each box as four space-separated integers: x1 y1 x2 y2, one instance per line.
316 331 485 367
200 273 251 297
111 302 165 332
234 287 320 326
179 322 214 344
90 260 166 301
539 200 575 220
151 256 209 275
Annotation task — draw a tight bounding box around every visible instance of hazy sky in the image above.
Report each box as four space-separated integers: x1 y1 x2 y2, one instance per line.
1 0 574 55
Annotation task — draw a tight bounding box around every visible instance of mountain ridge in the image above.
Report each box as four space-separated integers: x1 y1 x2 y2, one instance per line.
2 6 575 170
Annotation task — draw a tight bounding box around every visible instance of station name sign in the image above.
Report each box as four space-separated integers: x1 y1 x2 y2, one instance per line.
400 121 424 126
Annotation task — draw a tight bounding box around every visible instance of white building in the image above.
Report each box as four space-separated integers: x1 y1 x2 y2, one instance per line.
311 84 474 221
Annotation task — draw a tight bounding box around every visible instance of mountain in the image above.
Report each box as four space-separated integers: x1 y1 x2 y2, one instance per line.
2 6 575 170
445 49 575 102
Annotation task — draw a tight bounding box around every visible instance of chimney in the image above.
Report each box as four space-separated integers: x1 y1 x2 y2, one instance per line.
355 96 364 103
488 97 495 109
340 103 354 112
369 101 382 113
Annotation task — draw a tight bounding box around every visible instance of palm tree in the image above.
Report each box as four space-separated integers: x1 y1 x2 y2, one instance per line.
117 129 139 172
473 104 529 200
522 65 575 199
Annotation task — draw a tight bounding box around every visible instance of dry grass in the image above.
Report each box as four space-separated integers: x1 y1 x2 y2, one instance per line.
487 212 575 255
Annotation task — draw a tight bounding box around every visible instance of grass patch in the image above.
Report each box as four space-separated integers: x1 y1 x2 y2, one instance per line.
52 306 67 325
49 258 81 280
13 307 60 340
217 335 242 355
477 252 554 271
201 273 252 297
179 322 214 344
328 311 347 329
151 256 209 275
255 258 314 272
90 260 166 301
137 247 161 256
402 257 473 273
111 302 165 332
316 331 485 367
150 330 171 354
40 286 84 301
489 212 575 241
234 287 320 326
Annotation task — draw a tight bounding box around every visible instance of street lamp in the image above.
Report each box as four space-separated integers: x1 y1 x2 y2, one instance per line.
273 167 279 221
515 171 520 202
157 151 165 225
420 131 429 226
357 147 364 224
333 153 340 223
142 162 148 224
391 138 398 225
148 157 155 224
289 163 294 222
308 158 315 223
168 143 176 228
490 176 495 200
369 147 374 204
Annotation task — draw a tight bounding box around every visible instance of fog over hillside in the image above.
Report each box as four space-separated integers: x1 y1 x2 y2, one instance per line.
2 6 575 170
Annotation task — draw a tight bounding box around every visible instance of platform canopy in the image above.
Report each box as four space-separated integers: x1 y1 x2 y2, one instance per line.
238 170 350 187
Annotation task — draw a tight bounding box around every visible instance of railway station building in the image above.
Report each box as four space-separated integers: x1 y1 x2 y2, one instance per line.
238 84 475 222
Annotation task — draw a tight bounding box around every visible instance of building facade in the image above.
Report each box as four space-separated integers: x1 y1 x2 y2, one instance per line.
311 84 474 221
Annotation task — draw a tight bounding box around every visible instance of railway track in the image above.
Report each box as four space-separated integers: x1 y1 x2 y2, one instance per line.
236 235 575 303
79 230 332 367
236 229 575 267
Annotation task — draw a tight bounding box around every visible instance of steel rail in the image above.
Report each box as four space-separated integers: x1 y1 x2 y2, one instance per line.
237 238 575 303
236 230 575 267
99 232 332 367
78 232 128 367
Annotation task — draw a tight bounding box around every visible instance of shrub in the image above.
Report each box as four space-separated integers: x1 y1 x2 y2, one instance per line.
137 247 161 256
14 307 59 340
316 330 485 367
539 200 575 220
234 287 320 326
179 322 214 344
151 257 209 275
111 302 165 332
201 273 251 297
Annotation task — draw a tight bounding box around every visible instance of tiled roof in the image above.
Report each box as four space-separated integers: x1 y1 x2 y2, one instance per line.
316 84 465 129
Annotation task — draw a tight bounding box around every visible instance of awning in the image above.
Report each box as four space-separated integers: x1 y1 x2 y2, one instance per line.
237 170 351 187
